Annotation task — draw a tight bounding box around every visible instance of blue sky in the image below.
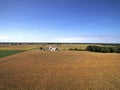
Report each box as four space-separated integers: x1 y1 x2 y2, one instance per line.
0 0 120 43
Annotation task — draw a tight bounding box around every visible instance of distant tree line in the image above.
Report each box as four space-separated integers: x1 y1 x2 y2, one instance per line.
86 46 120 53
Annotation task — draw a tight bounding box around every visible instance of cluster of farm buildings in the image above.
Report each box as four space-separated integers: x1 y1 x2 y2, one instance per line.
48 46 59 51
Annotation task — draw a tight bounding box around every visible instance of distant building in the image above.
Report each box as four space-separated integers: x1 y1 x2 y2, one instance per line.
48 46 58 51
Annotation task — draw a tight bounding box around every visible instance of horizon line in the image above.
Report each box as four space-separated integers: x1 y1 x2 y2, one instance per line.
0 42 120 44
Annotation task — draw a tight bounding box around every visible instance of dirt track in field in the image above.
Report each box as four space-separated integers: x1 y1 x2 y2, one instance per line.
0 50 120 90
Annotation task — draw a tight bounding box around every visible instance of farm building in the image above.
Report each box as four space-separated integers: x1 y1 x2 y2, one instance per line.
48 46 58 51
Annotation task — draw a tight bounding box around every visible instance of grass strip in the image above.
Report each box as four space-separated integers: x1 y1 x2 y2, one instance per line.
0 50 26 58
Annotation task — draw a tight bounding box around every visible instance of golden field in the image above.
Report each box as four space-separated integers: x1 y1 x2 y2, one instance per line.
0 49 120 90
0 44 89 50
0 44 42 50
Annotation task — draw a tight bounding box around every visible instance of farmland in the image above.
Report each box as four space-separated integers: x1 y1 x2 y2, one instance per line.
0 44 120 90
0 50 25 58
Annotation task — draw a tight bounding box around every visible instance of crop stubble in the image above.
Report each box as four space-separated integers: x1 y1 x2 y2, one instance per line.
0 50 120 90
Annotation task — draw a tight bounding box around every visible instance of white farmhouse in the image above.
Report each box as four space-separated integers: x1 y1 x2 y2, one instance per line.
48 46 58 51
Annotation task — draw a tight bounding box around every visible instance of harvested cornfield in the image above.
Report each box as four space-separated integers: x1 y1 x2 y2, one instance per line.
0 50 120 90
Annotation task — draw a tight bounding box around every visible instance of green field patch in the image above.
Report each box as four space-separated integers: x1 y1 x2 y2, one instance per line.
0 50 26 58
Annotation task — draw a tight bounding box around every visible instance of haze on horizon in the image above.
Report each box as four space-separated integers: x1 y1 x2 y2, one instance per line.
0 0 120 43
